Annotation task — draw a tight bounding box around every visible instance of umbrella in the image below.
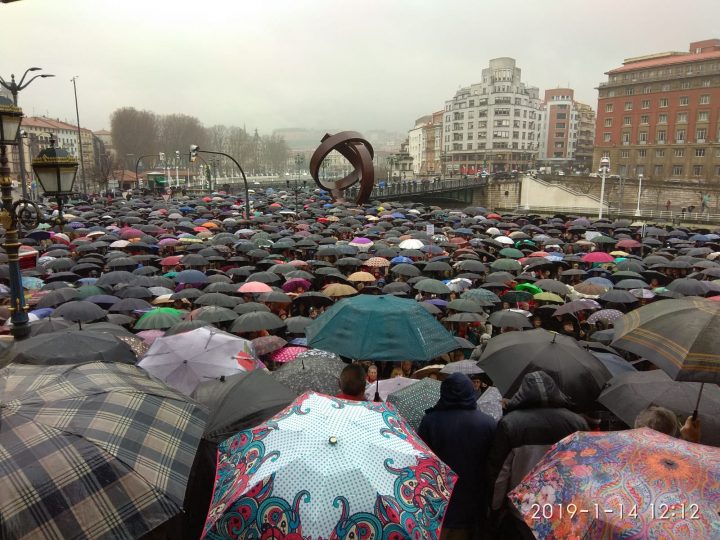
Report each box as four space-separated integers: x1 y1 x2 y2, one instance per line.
190 305 238 324
479 329 612 410
195 293 242 308
553 299 601 316
598 369 720 446
476 386 503 422
306 295 458 362
285 315 313 334
272 349 345 395
587 309 625 325
251 335 287 356
238 281 273 294
36 287 79 308
322 283 358 297
202 392 456 539
386 377 442 430
3 330 136 366
109 297 154 312
191 369 296 443
0 362 206 540
137 326 258 395
134 307 184 330
461 288 500 304
230 311 285 333
440 360 485 376
176 269 209 284
269 345 308 364
581 251 615 263
509 428 720 539
53 300 107 324
488 309 532 329
363 376 417 401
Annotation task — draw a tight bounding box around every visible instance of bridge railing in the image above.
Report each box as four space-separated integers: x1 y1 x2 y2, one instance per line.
507 205 720 224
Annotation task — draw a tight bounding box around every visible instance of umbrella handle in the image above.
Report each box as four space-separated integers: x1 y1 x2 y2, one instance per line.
692 383 704 421
374 378 381 402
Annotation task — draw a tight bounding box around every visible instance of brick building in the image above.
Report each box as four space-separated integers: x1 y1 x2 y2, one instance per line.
594 39 720 183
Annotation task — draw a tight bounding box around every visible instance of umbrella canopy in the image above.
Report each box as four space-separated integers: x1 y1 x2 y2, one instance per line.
4 330 136 366
53 300 107 323
440 359 485 376
134 307 184 330
251 335 287 356
362 376 417 401
230 311 285 333
598 369 720 446
202 392 456 539
509 428 720 539
612 297 720 383
272 349 345 395
137 326 258 395
0 362 206 540
191 369 296 443
488 309 532 329
386 377 442 430
479 329 612 410
270 345 309 364
306 295 458 361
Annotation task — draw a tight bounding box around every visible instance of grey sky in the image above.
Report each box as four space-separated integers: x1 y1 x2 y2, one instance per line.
3 0 717 136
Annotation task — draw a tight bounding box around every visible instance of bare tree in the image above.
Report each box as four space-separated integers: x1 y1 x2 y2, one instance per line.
158 114 207 157
110 107 161 159
262 134 290 174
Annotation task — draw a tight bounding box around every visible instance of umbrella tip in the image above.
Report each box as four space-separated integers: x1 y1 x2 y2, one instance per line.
220 375 226 382
328 436 338 445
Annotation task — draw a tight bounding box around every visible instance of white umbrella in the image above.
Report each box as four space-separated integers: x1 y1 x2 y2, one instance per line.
363 376 417 401
398 239 425 249
137 326 258 395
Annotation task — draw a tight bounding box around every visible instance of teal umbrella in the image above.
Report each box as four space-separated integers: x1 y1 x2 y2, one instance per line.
134 308 184 330
306 295 457 362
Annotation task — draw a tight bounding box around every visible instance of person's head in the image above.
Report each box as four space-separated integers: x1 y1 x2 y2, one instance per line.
634 406 678 436
390 367 403 378
339 364 367 398
367 364 378 383
506 371 572 411
429 373 477 412
400 361 413 376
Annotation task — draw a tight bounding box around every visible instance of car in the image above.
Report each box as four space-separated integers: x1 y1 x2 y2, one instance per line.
557 171 565 176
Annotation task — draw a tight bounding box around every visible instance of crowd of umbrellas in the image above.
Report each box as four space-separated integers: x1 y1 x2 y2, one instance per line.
0 186 719 539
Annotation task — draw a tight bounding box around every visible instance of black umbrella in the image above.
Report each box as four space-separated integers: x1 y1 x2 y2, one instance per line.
36 288 79 308
285 316 313 334
230 311 285 333
478 328 612 410
488 309 532 329
4 330 136 366
191 306 238 324
599 290 640 304
53 301 107 325
191 370 296 443
26 318 74 337
666 278 710 296
194 293 241 308
109 298 154 312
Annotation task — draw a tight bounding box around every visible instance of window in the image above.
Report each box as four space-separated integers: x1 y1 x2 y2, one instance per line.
659 98 668 107
622 132 631 144
698 111 709 122
555 132 565 138
604 118 613 127
556 113 567 119
677 112 688 123
620 150 630 158
622 116 631 126
716 148 720 158
655 149 665 158
643 86 652 94
675 129 685 142
674 148 685 157
605 103 614 112
654 165 664 176
672 165 683 176
603 133 612 142
681 81 691 89
638 149 647 158
636 165 645 176
624 101 633 111
625 88 635 95
662 84 671 91
467 143 473 150
639 131 648 143
697 128 707 141
703 80 711 87
695 148 706 157
693 165 704 176
555 122 566 129
641 100 650 109
679 96 689 106
656 130 666 143
640 115 649 124
658 113 668 124
700 94 710 104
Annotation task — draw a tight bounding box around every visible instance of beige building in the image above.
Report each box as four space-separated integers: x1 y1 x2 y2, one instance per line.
408 111 443 176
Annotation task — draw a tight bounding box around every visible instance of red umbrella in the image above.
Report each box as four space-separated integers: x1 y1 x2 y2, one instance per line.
269 346 308 363
119 227 143 240
615 239 642 249
582 251 615 263
160 255 182 266
238 282 273 294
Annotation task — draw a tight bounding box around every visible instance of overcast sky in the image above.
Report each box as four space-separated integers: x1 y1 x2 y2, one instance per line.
3 0 717 136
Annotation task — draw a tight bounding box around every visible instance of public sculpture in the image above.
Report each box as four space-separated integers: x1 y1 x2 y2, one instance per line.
309 131 374 204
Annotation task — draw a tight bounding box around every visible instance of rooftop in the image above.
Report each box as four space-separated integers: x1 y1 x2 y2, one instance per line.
608 40 720 74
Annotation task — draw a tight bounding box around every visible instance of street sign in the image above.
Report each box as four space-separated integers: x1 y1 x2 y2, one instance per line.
426 224 435 236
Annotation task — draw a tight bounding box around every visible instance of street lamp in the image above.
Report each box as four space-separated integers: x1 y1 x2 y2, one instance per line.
0 96 42 339
286 178 307 210
191 144 250 218
31 133 79 227
598 156 610 219
0 68 55 200
295 154 304 180
635 173 643 217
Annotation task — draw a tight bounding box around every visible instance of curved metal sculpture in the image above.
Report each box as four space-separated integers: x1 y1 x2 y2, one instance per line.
309 131 374 204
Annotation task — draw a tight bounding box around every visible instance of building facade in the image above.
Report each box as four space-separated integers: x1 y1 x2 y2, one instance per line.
594 39 720 182
537 88 596 172
442 57 542 175
408 111 443 176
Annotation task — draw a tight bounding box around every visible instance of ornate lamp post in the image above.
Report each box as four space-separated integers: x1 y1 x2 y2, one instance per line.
598 156 610 219
31 134 79 227
0 96 42 339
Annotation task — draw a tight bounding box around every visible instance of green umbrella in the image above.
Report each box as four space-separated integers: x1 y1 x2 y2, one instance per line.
515 283 542 295
76 285 108 299
134 308 184 330
414 278 451 295
306 294 458 362
499 247 525 259
461 288 500 304
534 292 565 303
490 258 522 272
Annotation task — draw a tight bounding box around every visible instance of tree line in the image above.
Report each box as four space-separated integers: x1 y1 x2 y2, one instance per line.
109 107 290 177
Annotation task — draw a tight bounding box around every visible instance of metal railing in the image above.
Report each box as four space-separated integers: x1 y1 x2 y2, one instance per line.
507 205 720 224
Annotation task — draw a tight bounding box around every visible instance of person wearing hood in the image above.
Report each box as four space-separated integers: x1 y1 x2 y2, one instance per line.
487 371 589 538
418 373 496 539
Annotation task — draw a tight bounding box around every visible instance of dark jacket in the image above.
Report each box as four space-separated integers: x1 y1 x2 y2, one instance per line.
487 371 589 487
418 373 496 529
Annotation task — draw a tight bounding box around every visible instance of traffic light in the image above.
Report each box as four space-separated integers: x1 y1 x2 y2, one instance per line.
159 152 165 162
190 145 198 163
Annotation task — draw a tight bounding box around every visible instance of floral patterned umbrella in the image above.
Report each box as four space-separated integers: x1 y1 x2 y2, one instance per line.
202 392 456 539
509 428 720 539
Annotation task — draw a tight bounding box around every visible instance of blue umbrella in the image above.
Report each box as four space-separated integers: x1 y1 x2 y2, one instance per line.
390 256 413 264
585 277 615 289
176 269 208 284
29 308 54 319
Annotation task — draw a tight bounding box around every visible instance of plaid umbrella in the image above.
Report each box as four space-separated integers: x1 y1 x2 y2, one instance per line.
509 428 720 539
386 377 442 430
202 392 456 539
0 362 206 540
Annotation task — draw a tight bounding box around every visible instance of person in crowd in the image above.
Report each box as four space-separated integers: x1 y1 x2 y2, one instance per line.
336 364 367 401
366 364 378 385
419 373 496 539
634 405 701 443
